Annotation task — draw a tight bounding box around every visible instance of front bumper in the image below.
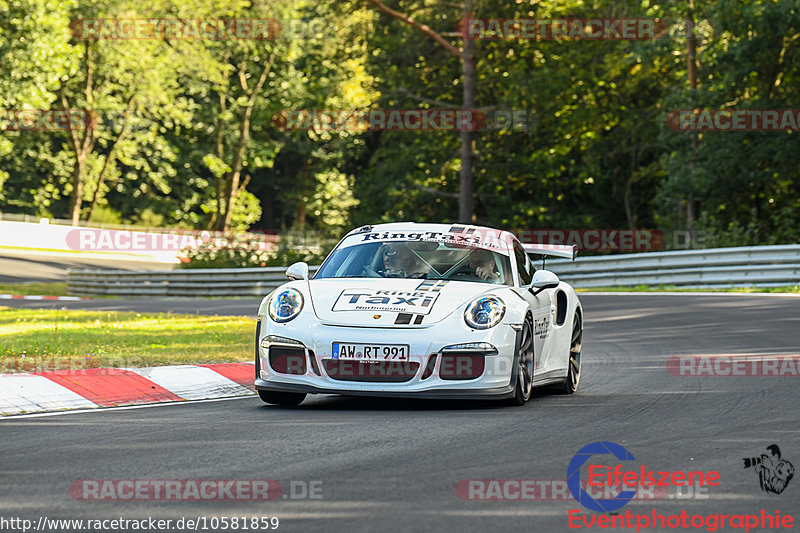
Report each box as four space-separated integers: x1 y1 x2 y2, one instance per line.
254 378 516 399
256 312 521 400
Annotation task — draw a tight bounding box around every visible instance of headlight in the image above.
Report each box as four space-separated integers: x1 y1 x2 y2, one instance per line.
464 296 505 330
268 288 304 323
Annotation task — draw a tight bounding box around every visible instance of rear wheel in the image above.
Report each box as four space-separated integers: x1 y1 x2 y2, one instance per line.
509 315 534 405
258 390 306 407
559 312 582 394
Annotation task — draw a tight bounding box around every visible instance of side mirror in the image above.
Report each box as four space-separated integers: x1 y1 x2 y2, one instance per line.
530 269 560 295
285 262 309 280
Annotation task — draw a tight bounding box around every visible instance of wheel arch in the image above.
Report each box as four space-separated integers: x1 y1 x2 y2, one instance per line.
501 289 534 327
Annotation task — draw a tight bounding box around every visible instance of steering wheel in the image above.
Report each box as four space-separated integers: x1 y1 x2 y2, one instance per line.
362 265 382 278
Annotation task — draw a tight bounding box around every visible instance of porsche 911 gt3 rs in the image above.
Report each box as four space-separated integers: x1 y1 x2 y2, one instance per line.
254 223 583 406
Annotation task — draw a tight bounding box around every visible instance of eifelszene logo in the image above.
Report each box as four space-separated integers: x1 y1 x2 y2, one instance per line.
567 441 721 512
743 444 795 495
568 441 637 512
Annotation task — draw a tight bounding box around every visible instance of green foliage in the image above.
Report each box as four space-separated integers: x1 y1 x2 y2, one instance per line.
0 0 798 248
134 207 164 227
87 205 123 225
178 238 274 269
263 234 333 266
178 233 330 269
308 170 360 235
229 189 263 230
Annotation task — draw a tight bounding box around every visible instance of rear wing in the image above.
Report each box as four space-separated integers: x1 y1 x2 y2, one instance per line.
521 243 578 261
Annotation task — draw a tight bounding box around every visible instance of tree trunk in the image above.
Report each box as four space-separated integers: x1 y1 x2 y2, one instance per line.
208 91 227 230
217 55 275 231
219 108 252 231
684 0 699 245
69 157 86 225
458 0 476 223
66 42 95 226
295 159 310 231
365 0 472 222
624 149 638 230
86 94 136 220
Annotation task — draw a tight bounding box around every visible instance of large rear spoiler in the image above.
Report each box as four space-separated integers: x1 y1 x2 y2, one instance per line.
521 243 578 261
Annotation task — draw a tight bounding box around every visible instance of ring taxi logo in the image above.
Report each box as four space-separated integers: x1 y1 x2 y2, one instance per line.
743 444 795 495
567 441 721 512
332 289 439 314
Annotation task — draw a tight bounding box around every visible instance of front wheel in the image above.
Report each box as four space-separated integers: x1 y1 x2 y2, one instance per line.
509 315 535 405
258 390 306 407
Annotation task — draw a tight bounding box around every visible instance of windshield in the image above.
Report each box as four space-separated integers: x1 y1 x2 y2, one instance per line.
315 240 513 285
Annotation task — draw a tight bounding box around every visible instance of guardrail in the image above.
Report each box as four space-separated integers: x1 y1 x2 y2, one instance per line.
66 245 799 297
67 266 320 297
546 244 800 288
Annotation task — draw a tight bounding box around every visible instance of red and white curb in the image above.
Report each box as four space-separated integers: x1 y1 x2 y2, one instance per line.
0 363 255 416
0 294 86 301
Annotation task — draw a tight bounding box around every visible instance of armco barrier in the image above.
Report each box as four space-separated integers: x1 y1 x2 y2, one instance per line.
545 244 800 288
67 266 320 297
66 245 799 297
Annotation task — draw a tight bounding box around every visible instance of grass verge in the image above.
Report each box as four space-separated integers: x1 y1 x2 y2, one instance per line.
0 282 69 296
577 285 800 293
0 307 255 372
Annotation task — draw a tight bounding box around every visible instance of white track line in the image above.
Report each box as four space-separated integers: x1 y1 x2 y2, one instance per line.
0 294 84 300
578 291 800 297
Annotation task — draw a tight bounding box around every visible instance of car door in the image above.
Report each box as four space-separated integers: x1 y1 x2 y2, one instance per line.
510 240 554 376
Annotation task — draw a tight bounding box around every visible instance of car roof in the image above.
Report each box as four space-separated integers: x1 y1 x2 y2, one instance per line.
348 222 517 242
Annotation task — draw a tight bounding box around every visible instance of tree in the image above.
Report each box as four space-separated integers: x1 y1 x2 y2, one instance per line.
56 0 203 225
366 0 478 223
657 0 800 246
0 0 77 208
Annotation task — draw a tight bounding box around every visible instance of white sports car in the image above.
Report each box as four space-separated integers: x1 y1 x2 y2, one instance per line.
255 223 582 406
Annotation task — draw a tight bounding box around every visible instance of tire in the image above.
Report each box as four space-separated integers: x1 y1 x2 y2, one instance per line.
258 390 306 407
559 312 582 394
509 315 535 405
254 321 261 380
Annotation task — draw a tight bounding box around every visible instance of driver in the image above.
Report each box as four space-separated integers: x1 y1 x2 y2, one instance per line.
382 243 427 278
465 248 500 281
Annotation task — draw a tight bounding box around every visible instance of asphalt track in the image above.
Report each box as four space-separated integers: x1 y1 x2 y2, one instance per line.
1 293 799 533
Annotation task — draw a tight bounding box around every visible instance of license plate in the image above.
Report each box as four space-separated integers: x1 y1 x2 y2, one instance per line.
332 342 409 361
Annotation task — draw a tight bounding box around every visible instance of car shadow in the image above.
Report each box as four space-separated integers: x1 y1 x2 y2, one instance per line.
258 394 513 411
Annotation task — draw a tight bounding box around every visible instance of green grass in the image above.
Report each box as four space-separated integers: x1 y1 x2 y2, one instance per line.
0 282 68 296
0 307 255 373
577 285 800 293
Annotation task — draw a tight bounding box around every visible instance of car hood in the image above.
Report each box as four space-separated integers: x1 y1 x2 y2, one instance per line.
307 277 501 327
